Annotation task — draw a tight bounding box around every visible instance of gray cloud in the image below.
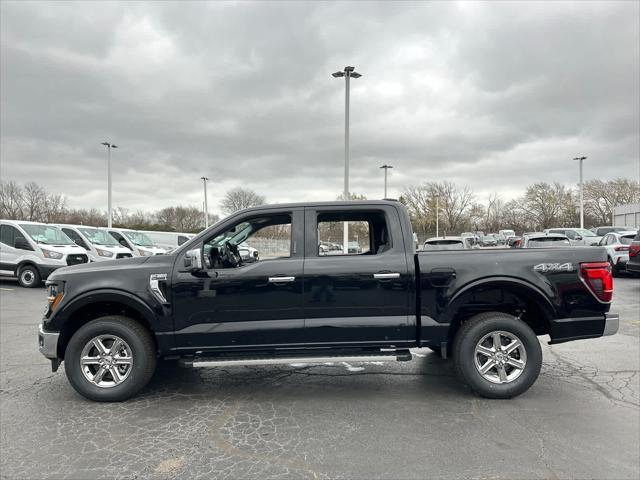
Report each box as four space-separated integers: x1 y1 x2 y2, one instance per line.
1 0 638 215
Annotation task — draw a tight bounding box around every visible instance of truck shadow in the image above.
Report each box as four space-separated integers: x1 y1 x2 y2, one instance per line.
143 354 470 400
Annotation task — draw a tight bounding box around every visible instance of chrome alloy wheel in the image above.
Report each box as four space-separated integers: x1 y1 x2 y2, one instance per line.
474 331 527 384
80 335 133 388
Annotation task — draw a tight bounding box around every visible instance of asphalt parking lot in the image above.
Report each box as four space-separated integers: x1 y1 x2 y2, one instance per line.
1 278 638 480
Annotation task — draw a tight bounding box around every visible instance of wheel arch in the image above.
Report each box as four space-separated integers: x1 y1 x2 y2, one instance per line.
16 260 40 276
443 277 557 341
54 290 158 359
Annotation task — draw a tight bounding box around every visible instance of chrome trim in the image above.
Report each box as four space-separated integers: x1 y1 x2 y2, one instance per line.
268 276 295 283
603 313 619 337
191 354 404 368
373 273 400 279
149 273 168 304
38 324 60 359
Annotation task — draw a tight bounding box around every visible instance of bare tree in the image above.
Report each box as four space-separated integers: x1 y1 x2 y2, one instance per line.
23 182 48 221
519 182 576 230
0 180 24 219
584 178 640 225
220 187 266 215
43 193 68 223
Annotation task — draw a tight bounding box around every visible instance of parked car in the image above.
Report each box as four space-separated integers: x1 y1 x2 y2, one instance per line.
520 232 571 248
347 241 363 254
544 228 601 246
138 231 195 252
102 228 167 256
38 200 617 401
599 230 637 276
480 234 498 247
626 232 640 277
591 226 632 237
499 229 517 245
0 220 89 287
55 225 133 262
507 236 522 248
237 242 259 262
423 236 467 250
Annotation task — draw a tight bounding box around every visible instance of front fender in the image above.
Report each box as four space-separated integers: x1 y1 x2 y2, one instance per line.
48 288 159 331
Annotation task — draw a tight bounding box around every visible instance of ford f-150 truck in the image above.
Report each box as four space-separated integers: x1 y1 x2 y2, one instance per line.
38 201 618 402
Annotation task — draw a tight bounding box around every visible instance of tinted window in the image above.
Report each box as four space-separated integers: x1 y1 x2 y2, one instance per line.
0 225 19 246
316 211 388 256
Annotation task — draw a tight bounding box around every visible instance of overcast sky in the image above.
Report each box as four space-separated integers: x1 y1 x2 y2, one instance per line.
1 0 638 215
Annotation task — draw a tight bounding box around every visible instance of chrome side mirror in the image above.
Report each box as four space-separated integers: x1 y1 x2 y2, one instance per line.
184 248 203 270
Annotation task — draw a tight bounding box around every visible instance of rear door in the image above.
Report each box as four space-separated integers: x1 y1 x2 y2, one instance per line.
302 205 412 347
0 224 19 272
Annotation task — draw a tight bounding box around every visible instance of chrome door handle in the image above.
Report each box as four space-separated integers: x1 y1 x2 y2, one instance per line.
373 273 400 279
268 276 296 283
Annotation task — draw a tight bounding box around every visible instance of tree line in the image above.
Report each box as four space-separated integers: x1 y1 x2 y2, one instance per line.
0 182 267 233
400 178 639 238
1 178 637 236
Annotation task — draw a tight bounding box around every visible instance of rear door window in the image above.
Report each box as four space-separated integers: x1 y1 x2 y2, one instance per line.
0 225 18 247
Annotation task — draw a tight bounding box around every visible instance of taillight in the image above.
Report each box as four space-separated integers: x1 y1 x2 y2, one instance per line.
614 246 629 252
579 262 613 303
629 244 640 258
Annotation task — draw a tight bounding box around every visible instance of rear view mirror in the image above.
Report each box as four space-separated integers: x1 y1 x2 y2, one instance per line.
14 237 33 251
74 239 89 250
119 239 130 249
575 236 583 241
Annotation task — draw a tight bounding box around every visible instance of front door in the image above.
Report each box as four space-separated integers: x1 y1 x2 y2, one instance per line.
302 206 412 347
171 208 305 351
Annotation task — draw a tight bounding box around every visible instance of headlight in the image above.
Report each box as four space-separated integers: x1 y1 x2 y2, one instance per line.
138 249 154 256
95 248 114 258
46 282 64 316
41 249 63 259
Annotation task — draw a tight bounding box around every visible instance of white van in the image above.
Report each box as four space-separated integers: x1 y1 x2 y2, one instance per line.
55 224 133 262
101 228 167 256
138 230 195 252
0 220 89 287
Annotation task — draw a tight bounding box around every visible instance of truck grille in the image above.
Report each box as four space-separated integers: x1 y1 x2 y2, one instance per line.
116 253 132 259
66 254 88 266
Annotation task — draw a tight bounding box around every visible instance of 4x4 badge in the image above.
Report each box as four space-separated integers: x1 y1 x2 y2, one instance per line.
533 263 574 273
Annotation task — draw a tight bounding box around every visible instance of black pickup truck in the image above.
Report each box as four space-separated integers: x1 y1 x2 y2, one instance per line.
38 201 618 402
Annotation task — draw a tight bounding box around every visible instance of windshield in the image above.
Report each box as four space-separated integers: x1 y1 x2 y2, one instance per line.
501 230 515 237
78 228 119 246
574 228 597 237
19 224 74 245
122 230 154 247
528 238 571 247
620 234 636 245
423 240 464 250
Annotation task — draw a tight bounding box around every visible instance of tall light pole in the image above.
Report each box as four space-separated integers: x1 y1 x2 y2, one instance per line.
201 176 209 229
333 66 362 253
101 142 118 228
435 195 440 238
380 164 393 198
573 156 587 229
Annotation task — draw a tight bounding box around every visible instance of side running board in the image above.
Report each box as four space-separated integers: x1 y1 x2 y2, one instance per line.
181 350 413 368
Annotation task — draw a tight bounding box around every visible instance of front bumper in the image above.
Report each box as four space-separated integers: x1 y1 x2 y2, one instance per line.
38 323 60 359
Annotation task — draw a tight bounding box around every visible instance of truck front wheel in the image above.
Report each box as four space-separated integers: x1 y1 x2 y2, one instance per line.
452 312 542 399
64 316 157 402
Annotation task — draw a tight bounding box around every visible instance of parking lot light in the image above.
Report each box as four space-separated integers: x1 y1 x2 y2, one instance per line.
573 156 587 229
333 65 362 254
101 142 118 228
201 176 209 228
380 164 393 198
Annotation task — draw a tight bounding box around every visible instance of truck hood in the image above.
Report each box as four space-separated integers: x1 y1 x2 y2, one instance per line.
48 256 151 281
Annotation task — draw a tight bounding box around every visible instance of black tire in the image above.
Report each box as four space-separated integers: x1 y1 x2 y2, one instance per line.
17 264 41 288
609 259 619 277
64 316 157 402
453 312 542 399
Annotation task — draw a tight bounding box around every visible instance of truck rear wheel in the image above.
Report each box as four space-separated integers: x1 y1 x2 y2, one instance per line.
64 316 156 402
453 312 542 399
